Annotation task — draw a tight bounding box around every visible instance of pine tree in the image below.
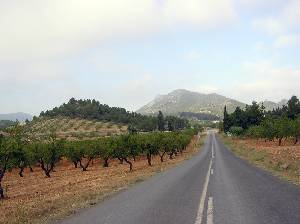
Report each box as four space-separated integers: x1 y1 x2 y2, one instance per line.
223 106 232 133
157 111 165 131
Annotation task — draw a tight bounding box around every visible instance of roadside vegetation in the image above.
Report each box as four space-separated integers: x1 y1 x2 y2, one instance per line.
0 125 200 200
220 95 300 185
221 95 300 145
0 99 204 223
0 126 203 224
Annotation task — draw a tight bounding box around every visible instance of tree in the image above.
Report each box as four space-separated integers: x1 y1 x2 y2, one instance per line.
64 142 82 168
77 141 98 171
157 111 165 131
114 135 134 171
245 125 262 139
155 132 171 162
229 126 244 136
29 133 64 177
273 117 292 146
223 106 232 133
291 116 300 144
287 96 300 119
97 138 112 167
7 124 30 177
0 135 16 199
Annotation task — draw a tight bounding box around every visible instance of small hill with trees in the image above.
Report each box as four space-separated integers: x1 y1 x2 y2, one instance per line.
38 98 189 133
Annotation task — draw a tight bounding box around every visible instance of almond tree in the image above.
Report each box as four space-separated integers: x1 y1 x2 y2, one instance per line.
0 135 16 199
77 141 98 171
29 133 64 177
64 142 82 168
110 135 133 171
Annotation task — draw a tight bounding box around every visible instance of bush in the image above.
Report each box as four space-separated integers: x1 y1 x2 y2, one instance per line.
229 126 244 136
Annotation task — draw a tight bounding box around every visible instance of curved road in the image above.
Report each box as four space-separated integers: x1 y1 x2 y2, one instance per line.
58 132 300 224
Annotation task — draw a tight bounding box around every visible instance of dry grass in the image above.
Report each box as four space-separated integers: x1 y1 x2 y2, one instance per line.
220 135 300 186
0 134 205 224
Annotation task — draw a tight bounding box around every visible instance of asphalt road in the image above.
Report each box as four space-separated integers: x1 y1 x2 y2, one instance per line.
58 132 300 224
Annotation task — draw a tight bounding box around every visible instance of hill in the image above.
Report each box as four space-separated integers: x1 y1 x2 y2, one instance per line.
0 112 32 121
40 98 157 132
260 99 288 111
137 89 246 117
27 117 127 140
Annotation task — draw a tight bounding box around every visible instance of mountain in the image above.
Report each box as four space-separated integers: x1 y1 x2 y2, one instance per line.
260 99 288 111
0 112 33 122
137 89 246 118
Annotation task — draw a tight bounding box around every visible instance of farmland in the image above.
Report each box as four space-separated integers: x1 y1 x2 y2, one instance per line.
0 131 203 224
27 117 128 140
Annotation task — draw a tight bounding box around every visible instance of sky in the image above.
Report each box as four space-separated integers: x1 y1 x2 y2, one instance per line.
0 0 300 115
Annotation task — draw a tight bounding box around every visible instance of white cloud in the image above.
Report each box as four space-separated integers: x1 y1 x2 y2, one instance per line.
253 41 266 52
192 85 220 94
282 0 300 28
252 0 300 48
237 0 284 9
0 0 236 62
231 61 300 103
163 0 236 27
252 17 284 35
183 50 202 61
116 74 160 111
274 34 300 48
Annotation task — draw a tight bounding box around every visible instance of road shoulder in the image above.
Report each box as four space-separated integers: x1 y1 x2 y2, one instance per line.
218 134 300 186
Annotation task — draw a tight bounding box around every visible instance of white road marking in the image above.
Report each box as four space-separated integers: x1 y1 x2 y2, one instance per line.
211 169 214 175
194 150 213 224
207 197 214 224
211 144 215 159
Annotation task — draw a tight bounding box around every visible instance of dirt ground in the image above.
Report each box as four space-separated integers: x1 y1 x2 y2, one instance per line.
0 134 204 224
222 136 300 186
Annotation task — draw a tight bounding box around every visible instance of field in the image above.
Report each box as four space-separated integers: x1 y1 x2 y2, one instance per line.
0 133 205 224
26 117 128 140
220 135 300 185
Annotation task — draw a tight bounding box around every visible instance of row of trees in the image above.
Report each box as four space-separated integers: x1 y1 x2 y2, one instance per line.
223 101 265 133
246 116 300 145
157 111 190 132
222 95 300 145
39 99 189 132
0 125 199 199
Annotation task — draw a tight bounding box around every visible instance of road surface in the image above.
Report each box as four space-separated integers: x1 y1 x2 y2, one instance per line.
58 132 300 224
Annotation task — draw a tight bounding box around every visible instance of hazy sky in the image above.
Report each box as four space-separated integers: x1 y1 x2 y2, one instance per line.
1 0 299 115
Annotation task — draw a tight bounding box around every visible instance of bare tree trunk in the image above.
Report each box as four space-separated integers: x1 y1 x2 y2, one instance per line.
29 166 34 172
146 153 152 166
294 136 299 145
0 184 3 199
159 151 166 162
0 170 4 199
103 157 109 167
169 152 174 160
73 161 78 168
40 159 54 177
279 138 282 146
79 158 92 171
123 157 133 171
18 166 25 177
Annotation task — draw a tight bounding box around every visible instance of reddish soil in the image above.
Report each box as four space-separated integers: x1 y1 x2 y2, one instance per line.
0 135 202 224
